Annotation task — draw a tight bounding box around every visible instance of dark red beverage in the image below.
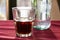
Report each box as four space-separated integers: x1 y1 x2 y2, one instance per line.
15 21 32 34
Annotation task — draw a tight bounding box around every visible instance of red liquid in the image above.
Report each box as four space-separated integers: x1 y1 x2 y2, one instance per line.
15 21 32 34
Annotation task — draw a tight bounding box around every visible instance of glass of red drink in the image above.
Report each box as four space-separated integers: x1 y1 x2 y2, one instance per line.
12 7 35 37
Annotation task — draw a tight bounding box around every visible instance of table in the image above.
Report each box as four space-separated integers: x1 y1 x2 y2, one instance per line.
0 20 60 40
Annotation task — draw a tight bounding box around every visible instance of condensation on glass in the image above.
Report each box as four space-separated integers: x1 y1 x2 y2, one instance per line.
33 0 52 30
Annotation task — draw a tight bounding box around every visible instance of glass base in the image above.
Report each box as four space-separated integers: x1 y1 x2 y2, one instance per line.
16 33 32 37
33 23 51 30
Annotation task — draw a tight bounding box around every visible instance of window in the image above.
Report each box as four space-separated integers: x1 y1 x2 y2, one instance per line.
0 0 9 20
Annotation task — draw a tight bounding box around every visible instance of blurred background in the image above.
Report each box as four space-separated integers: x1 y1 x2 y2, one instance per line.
51 0 60 20
0 0 60 20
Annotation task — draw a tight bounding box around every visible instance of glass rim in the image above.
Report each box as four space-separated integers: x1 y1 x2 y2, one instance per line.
12 7 32 10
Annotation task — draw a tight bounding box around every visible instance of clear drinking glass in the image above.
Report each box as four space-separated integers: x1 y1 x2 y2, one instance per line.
33 0 52 30
12 7 35 37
